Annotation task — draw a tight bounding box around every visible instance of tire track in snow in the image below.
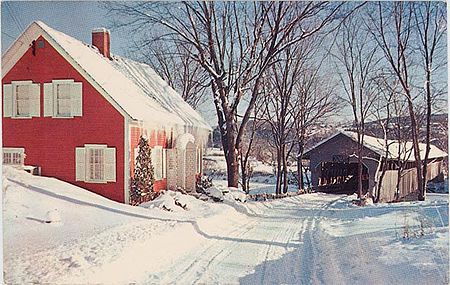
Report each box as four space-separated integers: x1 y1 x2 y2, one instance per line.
188 220 260 284
156 194 351 284
257 216 293 284
156 218 258 284
300 195 348 284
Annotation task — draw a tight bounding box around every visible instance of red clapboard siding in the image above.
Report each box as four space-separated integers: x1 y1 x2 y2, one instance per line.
2 36 125 203
129 126 167 192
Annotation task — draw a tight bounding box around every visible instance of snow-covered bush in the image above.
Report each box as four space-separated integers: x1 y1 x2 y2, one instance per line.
140 190 195 211
143 193 176 212
206 186 224 202
174 194 189 210
226 188 247 202
196 175 213 194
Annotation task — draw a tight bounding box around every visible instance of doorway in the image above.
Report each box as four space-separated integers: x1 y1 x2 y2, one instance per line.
316 161 369 194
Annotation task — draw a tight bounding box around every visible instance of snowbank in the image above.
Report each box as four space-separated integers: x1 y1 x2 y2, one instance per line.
2 166 254 283
141 190 201 212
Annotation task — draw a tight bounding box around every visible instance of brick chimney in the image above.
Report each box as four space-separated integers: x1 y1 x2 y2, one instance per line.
92 28 110 59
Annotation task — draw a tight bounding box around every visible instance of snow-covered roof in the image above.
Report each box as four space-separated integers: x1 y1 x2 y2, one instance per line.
2 21 211 131
110 57 211 130
304 131 447 161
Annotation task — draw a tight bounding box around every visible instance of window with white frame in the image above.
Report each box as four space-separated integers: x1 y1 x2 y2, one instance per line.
56 83 72 117
44 80 82 118
88 148 104 181
3 81 40 118
3 148 25 165
16 85 30 116
75 145 115 183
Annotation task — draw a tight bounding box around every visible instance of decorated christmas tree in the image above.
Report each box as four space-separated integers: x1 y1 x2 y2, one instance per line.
130 136 155 205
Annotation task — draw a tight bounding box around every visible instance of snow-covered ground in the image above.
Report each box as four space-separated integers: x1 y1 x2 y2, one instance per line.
3 166 449 284
204 148 300 194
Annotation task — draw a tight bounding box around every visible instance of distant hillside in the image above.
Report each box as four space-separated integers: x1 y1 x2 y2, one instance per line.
209 113 448 162
343 114 448 152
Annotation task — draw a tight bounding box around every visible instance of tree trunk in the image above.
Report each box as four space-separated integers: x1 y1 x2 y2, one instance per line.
357 135 364 199
376 159 387 203
276 151 282 195
222 118 239 188
303 165 311 189
297 142 304 191
406 101 424 201
282 147 289 194
240 155 248 193
298 157 304 191
225 148 239 188
421 68 432 200
395 156 402 201
213 79 240 189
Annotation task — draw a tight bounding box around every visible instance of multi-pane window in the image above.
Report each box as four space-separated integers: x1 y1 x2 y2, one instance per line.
3 82 40 118
56 84 71 117
88 148 104 181
15 85 30 116
3 148 25 165
43 80 82 118
75 145 115 183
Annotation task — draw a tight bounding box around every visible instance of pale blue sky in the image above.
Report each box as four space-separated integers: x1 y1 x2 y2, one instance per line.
2 1 129 54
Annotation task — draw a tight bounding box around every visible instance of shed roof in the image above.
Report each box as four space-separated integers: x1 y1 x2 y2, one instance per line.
304 131 447 162
2 21 211 131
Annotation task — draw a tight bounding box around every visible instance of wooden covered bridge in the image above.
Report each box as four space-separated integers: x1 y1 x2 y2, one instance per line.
303 132 447 202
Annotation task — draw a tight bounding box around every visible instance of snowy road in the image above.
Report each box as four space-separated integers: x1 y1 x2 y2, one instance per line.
151 194 449 284
160 196 337 284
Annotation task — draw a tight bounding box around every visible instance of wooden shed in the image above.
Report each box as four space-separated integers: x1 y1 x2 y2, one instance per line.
303 132 447 202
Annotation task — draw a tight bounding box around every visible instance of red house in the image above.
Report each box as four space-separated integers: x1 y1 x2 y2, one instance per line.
2 21 211 204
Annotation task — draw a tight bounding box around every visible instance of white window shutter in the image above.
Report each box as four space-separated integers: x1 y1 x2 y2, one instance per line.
30 83 41 117
152 147 162 180
3 84 13 117
71 82 82 116
52 82 58 115
105 147 116 182
162 149 167 178
75 147 86 181
43 83 54 117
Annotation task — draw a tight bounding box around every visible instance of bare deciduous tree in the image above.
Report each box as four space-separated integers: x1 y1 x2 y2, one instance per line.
413 1 447 199
261 45 303 195
369 1 447 200
333 16 379 199
239 98 266 193
106 1 343 188
293 64 339 191
131 41 210 109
